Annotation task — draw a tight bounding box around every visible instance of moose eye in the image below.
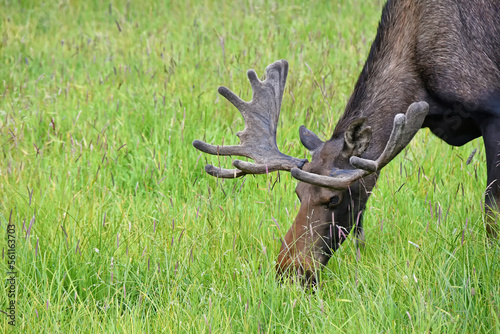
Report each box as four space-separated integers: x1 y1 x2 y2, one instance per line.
327 195 341 209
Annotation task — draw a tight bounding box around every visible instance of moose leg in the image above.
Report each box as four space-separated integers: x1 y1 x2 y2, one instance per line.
482 120 500 238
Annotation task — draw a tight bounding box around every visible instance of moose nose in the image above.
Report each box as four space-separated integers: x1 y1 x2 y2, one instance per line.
276 251 318 288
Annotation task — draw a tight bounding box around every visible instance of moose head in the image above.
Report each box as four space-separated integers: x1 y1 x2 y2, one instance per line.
193 60 428 285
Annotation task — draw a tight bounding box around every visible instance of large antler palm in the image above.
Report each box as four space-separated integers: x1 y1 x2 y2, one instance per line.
193 60 307 178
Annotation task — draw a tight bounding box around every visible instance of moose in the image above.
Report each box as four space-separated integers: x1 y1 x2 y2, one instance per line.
193 0 500 285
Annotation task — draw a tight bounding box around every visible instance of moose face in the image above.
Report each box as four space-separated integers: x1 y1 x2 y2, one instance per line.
276 122 379 285
193 60 428 286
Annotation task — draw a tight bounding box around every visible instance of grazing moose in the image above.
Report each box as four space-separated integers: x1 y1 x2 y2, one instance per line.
193 0 500 285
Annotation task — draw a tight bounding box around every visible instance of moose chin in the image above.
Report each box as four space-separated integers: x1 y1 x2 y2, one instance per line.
193 0 500 287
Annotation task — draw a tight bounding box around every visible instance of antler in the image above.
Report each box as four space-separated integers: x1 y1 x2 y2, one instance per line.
193 60 307 178
290 101 429 189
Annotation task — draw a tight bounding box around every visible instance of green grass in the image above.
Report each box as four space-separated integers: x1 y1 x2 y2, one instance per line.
1 0 499 332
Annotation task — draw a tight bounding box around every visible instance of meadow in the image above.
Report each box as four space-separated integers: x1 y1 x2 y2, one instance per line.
0 0 499 332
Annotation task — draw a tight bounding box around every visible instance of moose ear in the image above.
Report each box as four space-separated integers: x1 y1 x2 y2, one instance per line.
343 118 372 157
299 125 324 152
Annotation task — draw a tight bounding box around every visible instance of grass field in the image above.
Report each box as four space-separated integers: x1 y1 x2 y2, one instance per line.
1 0 499 332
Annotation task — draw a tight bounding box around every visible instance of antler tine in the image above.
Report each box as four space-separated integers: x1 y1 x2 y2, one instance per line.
193 60 307 178
291 101 429 189
204 165 246 179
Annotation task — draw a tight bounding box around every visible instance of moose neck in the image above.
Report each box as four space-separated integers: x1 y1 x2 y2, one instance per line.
335 0 426 160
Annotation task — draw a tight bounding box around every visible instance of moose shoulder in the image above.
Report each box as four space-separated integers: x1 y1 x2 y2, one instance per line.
193 0 500 286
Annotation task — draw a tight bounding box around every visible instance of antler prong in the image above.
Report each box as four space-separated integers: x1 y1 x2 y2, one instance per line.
247 69 261 90
217 86 246 110
233 160 296 174
205 164 246 178
192 139 251 158
349 157 378 173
